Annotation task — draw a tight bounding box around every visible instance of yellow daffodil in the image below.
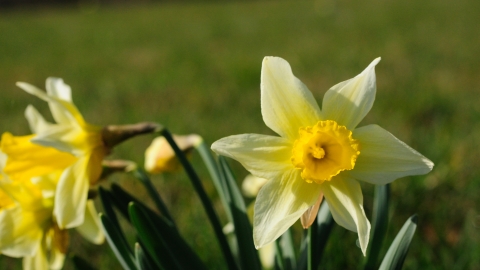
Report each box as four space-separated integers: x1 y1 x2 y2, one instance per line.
144 134 202 173
212 57 434 255
3 78 106 229
0 171 104 270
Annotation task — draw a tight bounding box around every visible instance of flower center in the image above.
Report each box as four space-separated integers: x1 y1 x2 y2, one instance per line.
291 120 360 184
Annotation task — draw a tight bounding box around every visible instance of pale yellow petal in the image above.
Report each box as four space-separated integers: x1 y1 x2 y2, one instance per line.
16 81 86 127
261 56 322 140
45 78 73 125
211 134 293 179
31 124 103 157
54 157 89 229
24 105 54 134
0 206 44 257
76 200 105 244
321 176 370 255
253 169 322 248
22 242 49 270
346 124 434 185
322 58 380 130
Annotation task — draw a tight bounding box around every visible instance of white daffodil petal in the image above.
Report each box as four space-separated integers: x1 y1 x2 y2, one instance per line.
45 78 73 125
254 169 322 248
322 58 380 130
212 134 293 179
346 124 434 185
0 206 43 257
24 105 54 134
261 57 322 140
76 200 105 244
321 176 370 256
54 157 89 229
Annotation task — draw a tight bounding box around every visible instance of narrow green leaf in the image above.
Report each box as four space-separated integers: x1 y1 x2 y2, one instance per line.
129 202 208 270
297 201 334 270
128 202 178 270
379 214 418 270
196 141 232 222
364 184 390 270
160 129 238 270
219 156 261 270
274 239 285 270
98 187 122 235
274 228 296 270
99 214 138 270
132 168 176 226
70 254 97 270
135 242 156 270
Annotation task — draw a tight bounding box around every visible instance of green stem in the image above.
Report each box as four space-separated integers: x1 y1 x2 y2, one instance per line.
160 128 238 270
133 168 176 227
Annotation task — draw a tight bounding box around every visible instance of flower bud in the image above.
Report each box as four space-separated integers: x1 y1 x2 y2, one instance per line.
144 134 202 173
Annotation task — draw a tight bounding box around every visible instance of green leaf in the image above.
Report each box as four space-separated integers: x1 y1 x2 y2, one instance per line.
128 202 208 270
99 213 138 270
379 214 418 270
70 254 97 270
132 168 176 226
364 184 390 270
160 129 238 270
219 156 261 270
196 141 232 222
135 242 156 270
274 228 296 270
297 201 334 270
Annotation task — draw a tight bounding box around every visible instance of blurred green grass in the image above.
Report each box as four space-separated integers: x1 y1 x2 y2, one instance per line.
1 0 480 269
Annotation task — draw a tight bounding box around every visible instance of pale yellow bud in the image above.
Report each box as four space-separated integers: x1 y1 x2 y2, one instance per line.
241 174 268 198
144 134 202 174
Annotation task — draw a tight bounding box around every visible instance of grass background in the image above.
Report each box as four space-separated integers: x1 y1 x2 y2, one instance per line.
1 0 479 268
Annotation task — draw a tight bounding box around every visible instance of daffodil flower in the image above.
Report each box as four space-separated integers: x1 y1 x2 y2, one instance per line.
4 78 106 229
0 171 104 270
211 57 433 255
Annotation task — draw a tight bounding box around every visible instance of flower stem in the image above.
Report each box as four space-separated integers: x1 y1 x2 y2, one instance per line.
160 128 238 270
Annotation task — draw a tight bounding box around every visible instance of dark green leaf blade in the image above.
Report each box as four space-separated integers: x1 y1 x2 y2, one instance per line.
297 201 334 270
379 214 418 270
219 157 261 270
99 213 138 270
135 242 156 270
70 254 97 270
128 202 208 270
364 184 390 270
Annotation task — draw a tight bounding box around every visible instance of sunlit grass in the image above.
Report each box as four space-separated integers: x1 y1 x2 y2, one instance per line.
1 0 479 269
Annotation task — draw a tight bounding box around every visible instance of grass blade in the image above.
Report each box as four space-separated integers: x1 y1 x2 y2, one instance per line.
379 214 418 270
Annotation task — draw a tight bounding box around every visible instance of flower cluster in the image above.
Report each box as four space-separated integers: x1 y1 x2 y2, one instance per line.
0 78 105 269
